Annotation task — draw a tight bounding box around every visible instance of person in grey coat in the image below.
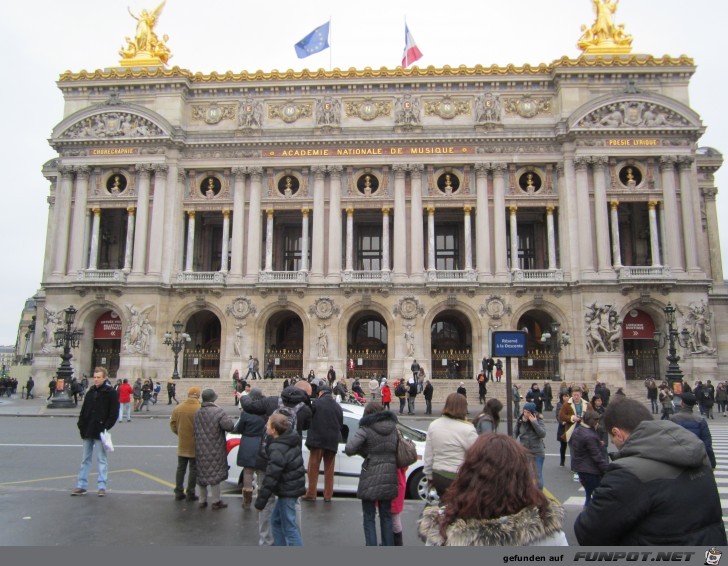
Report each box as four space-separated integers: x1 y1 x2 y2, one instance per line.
193 388 234 509
344 403 399 546
233 388 267 509
514 402 547 490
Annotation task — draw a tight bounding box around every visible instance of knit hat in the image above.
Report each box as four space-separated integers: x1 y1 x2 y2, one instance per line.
187 386 201 399
523 402 538 414
201 388 217 403
680 392 697 407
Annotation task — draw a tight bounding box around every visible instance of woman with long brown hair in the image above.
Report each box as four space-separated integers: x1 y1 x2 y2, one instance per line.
418 434 568 546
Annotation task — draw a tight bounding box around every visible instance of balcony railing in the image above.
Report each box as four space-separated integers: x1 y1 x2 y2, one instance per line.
618 266 672 280
426 269 478 283
512 269 564 282
258 271 310 284
341 270 392 284
175 271 226 285
76 269 127 283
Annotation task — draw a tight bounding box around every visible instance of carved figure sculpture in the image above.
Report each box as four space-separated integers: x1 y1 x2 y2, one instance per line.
318 323 329 358
577 0 632 52
475 93 502 123
404 324 416 358
119 1 171 64
124 304 154 353
584 303 620 354
238 97 263 130
41 307 63 354
394 94 421 126
234 324 243 357
316 97 341 127
682 301 716 355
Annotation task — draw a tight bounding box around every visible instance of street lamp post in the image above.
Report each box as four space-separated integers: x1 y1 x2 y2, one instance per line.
163 321 191 380
540 322 570 382
653 302 691 389
48 305 83 409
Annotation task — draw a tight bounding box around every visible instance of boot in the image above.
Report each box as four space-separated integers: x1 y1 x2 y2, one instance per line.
393 531 403 546
242 488 253 509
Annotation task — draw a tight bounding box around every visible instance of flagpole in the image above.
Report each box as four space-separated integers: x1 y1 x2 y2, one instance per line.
329 16 332 71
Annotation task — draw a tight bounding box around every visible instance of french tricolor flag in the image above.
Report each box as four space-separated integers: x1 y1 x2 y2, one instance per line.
401 23 423 68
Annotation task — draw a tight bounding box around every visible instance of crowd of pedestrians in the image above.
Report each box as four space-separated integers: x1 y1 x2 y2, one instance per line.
62 366 727 548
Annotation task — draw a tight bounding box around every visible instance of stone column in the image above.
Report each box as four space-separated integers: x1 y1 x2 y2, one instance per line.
678 158 700 273
702 187 723 281
493 163 509 277
310 167 325 281
575 157 595 275
345 207 354 272
229 168 246 278
660 157 683 271
546 205 557 270
164 168 186 280
184 211 195 272
409 164 425 281
147 164 168 276
593 157 612 273
392 165 407 280
609 201 622 268
245 168 263 280
264 209 274 272
475 164 491 279
328 166 343 280
382 207 391 272
301 208 310 272
463 206 473 271
82 209 92 270
220 209 230 272
427 205 436 272
123 206 136 272
659 203 667 269
509 206 519 271
558 159 579 278
52 166 74 275
68 166 90 273
132 164 152 275
648 201 662 267
87 207 102 269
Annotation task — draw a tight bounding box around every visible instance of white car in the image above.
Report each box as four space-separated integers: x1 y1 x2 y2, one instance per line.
226 402 431 500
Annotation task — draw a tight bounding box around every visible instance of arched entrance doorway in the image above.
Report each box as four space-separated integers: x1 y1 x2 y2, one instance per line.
622 308 658 380
182 311 221 378
430 311 472 380
516 310 556 381
347 312 387 380
264 312 304 380
91 310 122 378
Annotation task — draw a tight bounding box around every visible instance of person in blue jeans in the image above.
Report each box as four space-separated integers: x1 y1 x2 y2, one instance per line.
254 412 306 546
71 367 120 496
514 402 547 490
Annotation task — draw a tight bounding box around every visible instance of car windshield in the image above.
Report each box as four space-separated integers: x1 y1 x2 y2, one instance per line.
397 422 426 442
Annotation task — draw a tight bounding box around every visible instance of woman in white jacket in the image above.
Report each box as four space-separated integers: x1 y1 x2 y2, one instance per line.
423 392 478 497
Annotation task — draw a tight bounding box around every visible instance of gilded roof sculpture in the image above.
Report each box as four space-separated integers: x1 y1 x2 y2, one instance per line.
578 0 633 54
119 1 172 67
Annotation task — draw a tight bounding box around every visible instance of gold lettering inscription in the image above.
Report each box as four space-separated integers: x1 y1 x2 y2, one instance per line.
89 148 139 155
607 139 660 147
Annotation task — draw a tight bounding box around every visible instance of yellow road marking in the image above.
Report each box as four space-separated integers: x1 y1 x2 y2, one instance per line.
0 468 174 488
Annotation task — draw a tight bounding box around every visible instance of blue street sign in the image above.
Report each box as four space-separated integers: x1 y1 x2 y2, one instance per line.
492 331 527 358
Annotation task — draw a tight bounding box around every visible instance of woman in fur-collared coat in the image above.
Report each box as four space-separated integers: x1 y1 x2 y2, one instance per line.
418 434 568 546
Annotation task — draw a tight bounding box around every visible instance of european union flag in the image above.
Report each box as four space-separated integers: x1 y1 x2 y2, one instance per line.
294 21 330 59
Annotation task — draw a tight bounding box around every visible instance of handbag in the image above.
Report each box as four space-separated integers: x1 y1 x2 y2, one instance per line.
395 430 418 468
100 429 114 452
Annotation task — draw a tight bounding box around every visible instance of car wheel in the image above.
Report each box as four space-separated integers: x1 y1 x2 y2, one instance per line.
407 468 429 501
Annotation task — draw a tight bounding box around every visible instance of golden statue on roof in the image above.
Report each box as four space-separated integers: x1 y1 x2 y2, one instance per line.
119 1 171 67
578 0 633 54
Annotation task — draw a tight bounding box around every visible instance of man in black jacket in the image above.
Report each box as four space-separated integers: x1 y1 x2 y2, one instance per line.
575 398 726 546
301 385 343 502
71 367 120 496
407 378 418 415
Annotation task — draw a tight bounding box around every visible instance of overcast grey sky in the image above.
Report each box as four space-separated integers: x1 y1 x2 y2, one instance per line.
0 0 725 345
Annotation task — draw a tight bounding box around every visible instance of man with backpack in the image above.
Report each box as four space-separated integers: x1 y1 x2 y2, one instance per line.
241 381 312 546
394 379 407 415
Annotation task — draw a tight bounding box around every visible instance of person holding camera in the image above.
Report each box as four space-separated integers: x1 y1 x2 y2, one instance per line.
514 402 546 490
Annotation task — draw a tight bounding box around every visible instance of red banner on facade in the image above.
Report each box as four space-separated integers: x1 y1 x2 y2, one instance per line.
623 309 656 340
94 310 122 339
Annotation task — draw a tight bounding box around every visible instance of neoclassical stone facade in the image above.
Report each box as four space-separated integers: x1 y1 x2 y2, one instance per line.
30 53 727 389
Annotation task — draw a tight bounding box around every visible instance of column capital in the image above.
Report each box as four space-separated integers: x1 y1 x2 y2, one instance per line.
492 162 508 176
126 206 136 214
313 166 326 179
266 208 274 218
187 210 196 219
677 156 694 171
647 200 658 211
328 165 344 177
659 156 677 172
426 204 436 215
463 205 472 214
153 164 169 178
232 167 247 179
301 207 310 217
701 186 718 200
592 156 608 169
74 166 91 180
92 207 101 215
382 206 390 215
222 209 231 218
546 205 556 214
135 163 153 176
610 200 619 211
59 165 75 179
509 205 518 214
346 207 354 216
392 164 407 177
408 163 425 173
473 163 490 176
574 157 590 171
249 167 264 180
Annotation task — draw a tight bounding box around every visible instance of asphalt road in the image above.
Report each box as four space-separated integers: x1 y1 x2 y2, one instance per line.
0 412 587 546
